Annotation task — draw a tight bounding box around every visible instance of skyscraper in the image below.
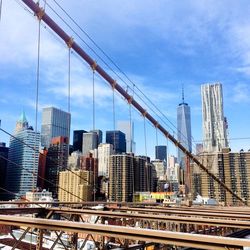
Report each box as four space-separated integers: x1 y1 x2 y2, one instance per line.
155 145 167 161
117 121 135 153
106 130 126 154
44 136 69 197
82 132 98 156
6 112 40 199
97 143 114 177
201 83 228 152
73 130 87 152
177 88 192 169
90 129 103 145
109 154 134 202
41 107 71 148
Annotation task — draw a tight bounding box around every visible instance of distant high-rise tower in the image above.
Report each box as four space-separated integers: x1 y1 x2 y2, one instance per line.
106 130 126 154
82 132 98 156
98 143 114 177
45 136 69 197
6 112 40 199
201 83 228 152
117 121 135 153
155 145 167 161
41 107 71 148
177 87 192 169
90 130 103 145
73 130 87 152
109 154 134 202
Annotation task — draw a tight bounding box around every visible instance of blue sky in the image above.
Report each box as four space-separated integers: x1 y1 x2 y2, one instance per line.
0 0 250 158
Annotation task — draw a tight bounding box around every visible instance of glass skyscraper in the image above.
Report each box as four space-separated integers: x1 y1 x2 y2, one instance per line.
117 121 135 153
106 130 126 154
6 112 40 199
177 92 192 169
155 145 167 161
41 107 71 148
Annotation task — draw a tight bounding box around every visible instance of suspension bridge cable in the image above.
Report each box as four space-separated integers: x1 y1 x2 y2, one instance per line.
43 0 199 154
42 1 181 137
33 8 42 193
92 66 96 131
16 0 247 205
17 0 191 156
67 46 71 163
17 0 200 158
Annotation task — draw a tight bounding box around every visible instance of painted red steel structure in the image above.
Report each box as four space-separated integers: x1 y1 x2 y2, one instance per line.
21 0 245 204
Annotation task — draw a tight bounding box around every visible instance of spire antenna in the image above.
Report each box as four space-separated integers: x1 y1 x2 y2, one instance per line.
182 84 185 103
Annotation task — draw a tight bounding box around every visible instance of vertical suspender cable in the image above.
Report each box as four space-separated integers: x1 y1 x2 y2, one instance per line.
92 66 96 202
0 0 3 22
92 69 95 131
143 116 149 191
112 88 116 152
33 16 41 192
67 47 71 167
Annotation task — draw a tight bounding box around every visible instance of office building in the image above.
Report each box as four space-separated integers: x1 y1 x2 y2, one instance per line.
90 129 103 145
151 159 167 179
6 112 40 199
177 89 192 169
97 143 114 177
44 136 69 197
117 121 135 153
109 154 134 202
106 130 126 154
0 143 9 200
68 151 82 170
73 130 87 152
37 148 48 190
41 107 70 148
82 132 98 156
80 153 98 180
201 83 228 152
58 169 93 202
155 145 167 161
134 156 147 192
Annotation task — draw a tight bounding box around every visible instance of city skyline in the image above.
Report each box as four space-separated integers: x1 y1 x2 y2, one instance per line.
0 0 250 159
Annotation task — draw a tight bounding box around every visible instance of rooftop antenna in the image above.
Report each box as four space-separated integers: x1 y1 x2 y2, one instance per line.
182 84 185 103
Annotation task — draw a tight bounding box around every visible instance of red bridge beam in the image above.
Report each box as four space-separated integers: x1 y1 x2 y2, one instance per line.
21 0 246 205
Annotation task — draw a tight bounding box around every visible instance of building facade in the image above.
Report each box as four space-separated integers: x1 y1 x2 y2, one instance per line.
151 159 167 179
109 154 134 202
191 149 250 205
201 83 228 152
90 129 103 145
58 170 93 202
41 107 70 148
73 130 87 152
177 93 192 169
82 132 98 156
155 145 167 161
97 143 114 177
6 112 40 199
106 130 126 154
44 136 69 197
117 121 135 153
